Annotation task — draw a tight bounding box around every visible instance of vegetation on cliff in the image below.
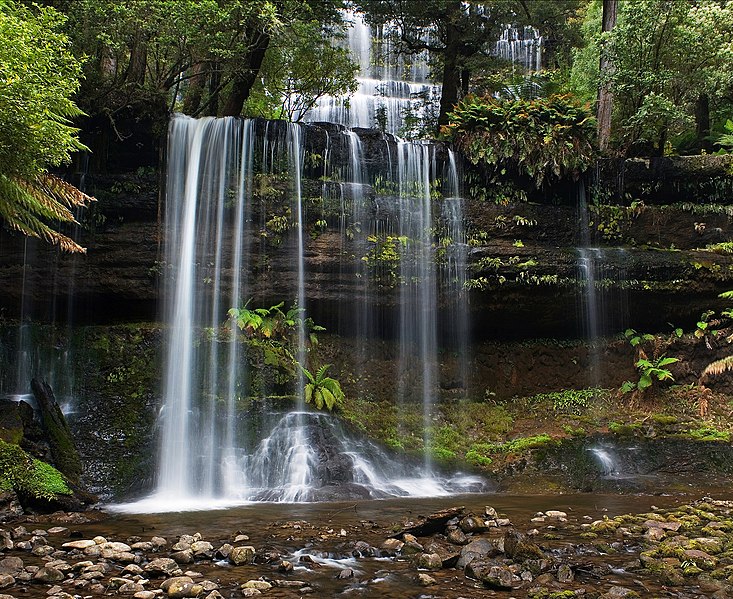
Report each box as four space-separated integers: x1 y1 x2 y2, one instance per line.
0 439 71 501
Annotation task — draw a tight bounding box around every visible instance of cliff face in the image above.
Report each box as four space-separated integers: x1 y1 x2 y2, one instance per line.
1 121 732 339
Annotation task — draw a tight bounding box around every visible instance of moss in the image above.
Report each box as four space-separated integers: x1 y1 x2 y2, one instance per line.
608 421 642 437
0 439 71 500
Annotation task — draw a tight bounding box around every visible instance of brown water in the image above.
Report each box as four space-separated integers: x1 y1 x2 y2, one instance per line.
29 489 724 599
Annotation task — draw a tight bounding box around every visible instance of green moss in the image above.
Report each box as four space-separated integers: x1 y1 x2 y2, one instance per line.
0 439 71 500
609 421 642 437
683 427 731 442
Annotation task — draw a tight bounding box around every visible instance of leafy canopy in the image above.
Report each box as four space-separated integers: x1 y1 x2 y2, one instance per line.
0 0 92 252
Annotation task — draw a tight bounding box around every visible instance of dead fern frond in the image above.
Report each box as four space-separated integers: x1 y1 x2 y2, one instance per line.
702 355 733 377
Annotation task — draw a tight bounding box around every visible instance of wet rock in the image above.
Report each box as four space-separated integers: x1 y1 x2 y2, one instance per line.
171 549 194 564
134 592 157 599
191 541 214 559
278 560 293 573
446 527 468 545
401 533 424 554
504 530 544 560
644 527 666 542
0 557 23 575
132 542 155 551
47 527 68 536
240 590 261 598
62 539 96 550
496 518 512 527
152 537 168 547
457 538 502 568
32 545 55 557
557 564 574 583
144 558 180 577
413 553 442 570
241 580 272 590
351 540 378 557
459 515 487 533
642 520 681 532
0 574 13 589
215 544 232 559
160 576 197 598
416 573 436 586
599 587 640 598
229 546 255 565
204 592 224 599
199 580 218 591
466 562 516 590
33 567 64 583
272 580 307 588
397 506 464 537
123 564 144 575
336 569 354 579
546 510 567 519
120 581 146 593
233 534 249 543
0 532 12 551
380 538 404 554
485 506 497 518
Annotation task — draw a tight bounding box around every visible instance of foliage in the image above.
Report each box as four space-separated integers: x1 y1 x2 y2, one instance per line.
229 300 324 346
442 94 596 187
301 364 345 411
0 439 71 501
465 445 494 467
621 329 679 394
529 388 607 415
714 119 733 153
0 1 93 252
245 19 358 121
684 427 731 442
575 0 733 154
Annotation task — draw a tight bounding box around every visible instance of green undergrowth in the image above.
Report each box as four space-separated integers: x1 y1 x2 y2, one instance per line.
0 439 71 500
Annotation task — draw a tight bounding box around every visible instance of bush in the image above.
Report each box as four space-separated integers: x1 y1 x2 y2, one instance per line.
442 94 596 187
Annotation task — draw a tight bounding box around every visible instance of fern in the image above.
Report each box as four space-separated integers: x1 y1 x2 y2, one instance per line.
299 363 345 411
703 355 733 377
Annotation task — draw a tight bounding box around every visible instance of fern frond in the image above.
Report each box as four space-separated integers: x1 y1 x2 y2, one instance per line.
703 355 733 377
315 364 331 382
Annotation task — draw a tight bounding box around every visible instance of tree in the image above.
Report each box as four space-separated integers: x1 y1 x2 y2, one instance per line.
596 0 616 153
0 1 92 252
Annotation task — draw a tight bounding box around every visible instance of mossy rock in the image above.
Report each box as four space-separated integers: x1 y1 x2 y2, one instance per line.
0 439 71 502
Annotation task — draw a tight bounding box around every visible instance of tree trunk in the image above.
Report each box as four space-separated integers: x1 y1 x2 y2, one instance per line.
597 0 617 154
220 31 271 117
182 60 207 115
437 3 463 129
695 93 711 152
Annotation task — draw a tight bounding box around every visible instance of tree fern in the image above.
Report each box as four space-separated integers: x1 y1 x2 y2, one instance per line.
299 363 345 412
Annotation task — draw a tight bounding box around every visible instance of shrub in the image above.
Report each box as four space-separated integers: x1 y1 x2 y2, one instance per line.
442 94 596 187
0 439 71 500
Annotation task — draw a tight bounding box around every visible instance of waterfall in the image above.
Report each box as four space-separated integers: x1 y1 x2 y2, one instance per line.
494 25 543 73
302 11 440 134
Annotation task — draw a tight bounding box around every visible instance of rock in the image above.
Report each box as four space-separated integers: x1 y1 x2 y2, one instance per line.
229 546 255 565
151 537 168 547
171 549 194 564
0 574 13 589
644 527 666 542
401 534 424 554
0 557 23 575
123 564 144 575
204 592 224 599
496 518 512 527
557 564 574 583
191 541 214 558
278 560 293 573
134 592 157 599
233 534 249 543
32 545 55 557
485 506 497 518
504 530 544 560
62 540 97 550
413 553 442 570
119 582 146 593
160 576 195 598
171 541 191 552
642 520 681 532
272 580 308 588
33 567 64 583
144 558 180 576
599 587 640 598
416 573 436 586
396 506 464 537
459 515 487 533
47 527 69 537
457 538 501 568
215 544 232 559
381 538 404 554
199 580 218 591
446 527 468 545
241 580 272 590
132 542 155 552
466 562 516 590
240 590 261 598
0 532 11 551
336 568 354 579
92 536 106 544
546 510 567 519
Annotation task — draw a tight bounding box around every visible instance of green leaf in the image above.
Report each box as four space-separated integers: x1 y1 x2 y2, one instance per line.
638 374 653 390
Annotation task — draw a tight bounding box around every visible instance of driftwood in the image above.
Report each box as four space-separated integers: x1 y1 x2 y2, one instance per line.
392 506 465 538
30 378 82 484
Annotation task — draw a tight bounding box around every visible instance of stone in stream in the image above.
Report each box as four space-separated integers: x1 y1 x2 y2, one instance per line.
144 558 179 576
229 546 256 565
62 539 97 550
240 590 261 598
134 592 157 599
413 553 442 570
0 531 12 550
459 515 487 533
336 568 354 579
416 573 436 586
446 527 468 545
395 506 464 537
456 538 502 569
599 587 640 598
380 538 404 554
465 562 516 590
0 574 13 589
503 530 544 560
401 533 424 554
215 543 232 559
0 557 23 575
242 580 272 590
190 541 214 558
556 563 574 583
161 576 201 598
171 549 194 564
32 567 64 583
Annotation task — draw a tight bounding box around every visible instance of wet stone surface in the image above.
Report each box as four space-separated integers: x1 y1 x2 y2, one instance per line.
2 495 733 598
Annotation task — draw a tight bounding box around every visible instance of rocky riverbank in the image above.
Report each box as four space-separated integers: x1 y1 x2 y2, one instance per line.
1 495 732 598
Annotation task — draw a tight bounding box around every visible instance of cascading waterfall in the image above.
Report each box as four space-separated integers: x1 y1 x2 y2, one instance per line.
303 11 439 134
117 114 485 512
494 25 543 73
